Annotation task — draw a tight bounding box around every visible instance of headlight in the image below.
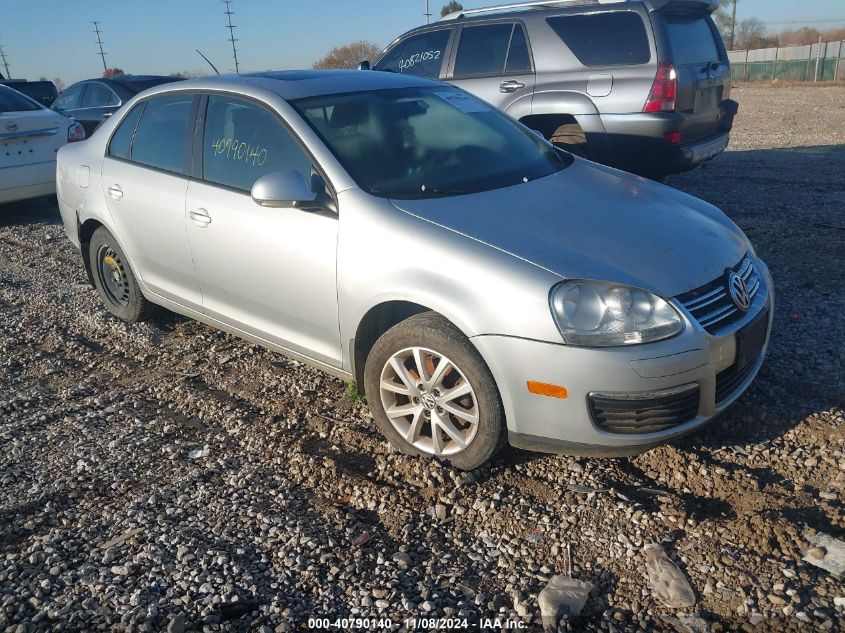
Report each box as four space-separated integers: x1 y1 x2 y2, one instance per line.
549 281 683 347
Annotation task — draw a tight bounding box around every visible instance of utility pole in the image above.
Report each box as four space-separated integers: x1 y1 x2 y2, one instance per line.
222 0 240 73
729 0 738 50
424 0 432 24
0 45 10 78
92 21 108 72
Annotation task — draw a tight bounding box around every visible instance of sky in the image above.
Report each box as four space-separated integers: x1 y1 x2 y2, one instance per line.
2 0 844 84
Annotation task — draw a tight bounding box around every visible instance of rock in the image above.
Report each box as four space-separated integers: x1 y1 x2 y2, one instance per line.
644 544 696 608
538 574 595 629
661 613 711 633
167 615 185 633
803 532 845 577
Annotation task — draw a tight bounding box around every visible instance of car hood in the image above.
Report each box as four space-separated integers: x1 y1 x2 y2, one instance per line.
389 160 749 297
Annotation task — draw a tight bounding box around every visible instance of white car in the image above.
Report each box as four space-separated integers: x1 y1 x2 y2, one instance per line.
1 84 84 205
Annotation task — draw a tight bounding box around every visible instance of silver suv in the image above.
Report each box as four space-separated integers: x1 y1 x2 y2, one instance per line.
371 0 737 179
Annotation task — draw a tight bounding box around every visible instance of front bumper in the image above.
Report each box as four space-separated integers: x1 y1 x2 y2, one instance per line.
471 259 773 457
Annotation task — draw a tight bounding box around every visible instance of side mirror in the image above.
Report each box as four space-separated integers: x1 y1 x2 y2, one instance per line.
251 170 317 208
358 60 370 71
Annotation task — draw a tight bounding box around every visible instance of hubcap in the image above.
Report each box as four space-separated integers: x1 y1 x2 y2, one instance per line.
379 347 479 457
96 245 130 307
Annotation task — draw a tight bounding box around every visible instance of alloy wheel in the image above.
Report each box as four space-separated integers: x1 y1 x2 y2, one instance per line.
379 346 479 456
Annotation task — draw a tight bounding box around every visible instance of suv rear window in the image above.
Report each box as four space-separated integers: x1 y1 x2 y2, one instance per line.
546 12 651 66
664 14 720 66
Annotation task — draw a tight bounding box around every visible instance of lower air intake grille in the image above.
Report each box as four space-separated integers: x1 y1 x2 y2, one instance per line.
588 385 700 435
715 355 760 405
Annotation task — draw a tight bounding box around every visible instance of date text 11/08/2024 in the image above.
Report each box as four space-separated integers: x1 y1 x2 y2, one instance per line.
307 617 527 629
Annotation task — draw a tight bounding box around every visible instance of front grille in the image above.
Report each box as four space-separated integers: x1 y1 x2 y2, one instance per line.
589 385 700 435
677 254 761 333
715 354 760 405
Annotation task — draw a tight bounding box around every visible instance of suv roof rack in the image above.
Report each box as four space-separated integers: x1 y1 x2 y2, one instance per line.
439 0 623 21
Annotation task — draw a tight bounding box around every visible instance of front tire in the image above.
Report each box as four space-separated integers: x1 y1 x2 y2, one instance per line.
364 312 505 470
88 226 156 322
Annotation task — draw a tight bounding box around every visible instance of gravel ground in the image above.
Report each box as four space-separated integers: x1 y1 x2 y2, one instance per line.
1 84 844 633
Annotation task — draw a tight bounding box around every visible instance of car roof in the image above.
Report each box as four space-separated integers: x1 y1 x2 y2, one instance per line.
136 69 439 101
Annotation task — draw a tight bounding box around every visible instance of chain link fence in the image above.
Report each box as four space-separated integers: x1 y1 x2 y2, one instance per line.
728 40 845 82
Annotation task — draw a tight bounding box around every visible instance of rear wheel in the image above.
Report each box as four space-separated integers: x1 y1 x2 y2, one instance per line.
88 226 156 322
364 312 505 470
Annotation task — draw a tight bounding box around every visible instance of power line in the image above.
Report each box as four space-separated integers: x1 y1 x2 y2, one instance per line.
222 0 239 73
762 18 845 26
0 45 10 78
92 21 108 73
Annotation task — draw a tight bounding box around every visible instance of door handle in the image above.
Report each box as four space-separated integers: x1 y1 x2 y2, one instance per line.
107 184 123 200
189 208 212 227
499 80 525 93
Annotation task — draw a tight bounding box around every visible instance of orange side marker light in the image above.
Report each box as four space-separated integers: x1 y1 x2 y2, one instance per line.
527 381 568 399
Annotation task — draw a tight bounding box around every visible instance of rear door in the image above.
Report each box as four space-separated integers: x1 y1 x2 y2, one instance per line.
100 93 202 309
448 21 535 113
660 8 732 142
0 88 66 169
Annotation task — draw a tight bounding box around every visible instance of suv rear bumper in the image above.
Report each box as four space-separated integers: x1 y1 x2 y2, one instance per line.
595 100 738 176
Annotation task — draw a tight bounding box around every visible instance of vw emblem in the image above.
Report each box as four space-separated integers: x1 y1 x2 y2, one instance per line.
5 121 17 132
421 393 437 411
727 272 751 311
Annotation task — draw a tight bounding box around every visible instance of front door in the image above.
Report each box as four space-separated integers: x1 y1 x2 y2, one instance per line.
100 93 201 309
448 22 535 113
185 94 341 367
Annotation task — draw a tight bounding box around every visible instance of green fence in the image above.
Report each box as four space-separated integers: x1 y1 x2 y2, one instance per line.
731 58 841 82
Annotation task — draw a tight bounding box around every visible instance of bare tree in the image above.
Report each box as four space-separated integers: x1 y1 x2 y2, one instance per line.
52 77 65 91
735 18 777 50
441 1 463 17
313 41 382 69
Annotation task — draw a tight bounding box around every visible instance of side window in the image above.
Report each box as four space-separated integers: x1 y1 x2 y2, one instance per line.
130 94 194 175
82 83 120 108
506 24 532 73
546 12 651 66
51 84 85 112
375 29 451 79
454 23 516 77
108 103 145 160
202 95 312 192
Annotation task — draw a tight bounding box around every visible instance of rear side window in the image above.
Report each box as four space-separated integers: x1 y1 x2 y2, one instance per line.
130 94 194 175
108 103 145 160
507 24 532 73
546 12 651 66
202 95 312 192
52 84 85 112
455 24 513 76
375 29 451 79
664 14 720 66
82 83 120 108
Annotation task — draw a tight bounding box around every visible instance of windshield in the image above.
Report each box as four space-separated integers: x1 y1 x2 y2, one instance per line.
0 86 42 113
291 87 571 198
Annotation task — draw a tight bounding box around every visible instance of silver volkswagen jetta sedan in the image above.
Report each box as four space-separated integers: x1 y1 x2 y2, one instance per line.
56 70 772 470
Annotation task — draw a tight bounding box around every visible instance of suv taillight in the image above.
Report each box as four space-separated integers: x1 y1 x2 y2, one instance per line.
644 62 677 113
68 122 85 143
